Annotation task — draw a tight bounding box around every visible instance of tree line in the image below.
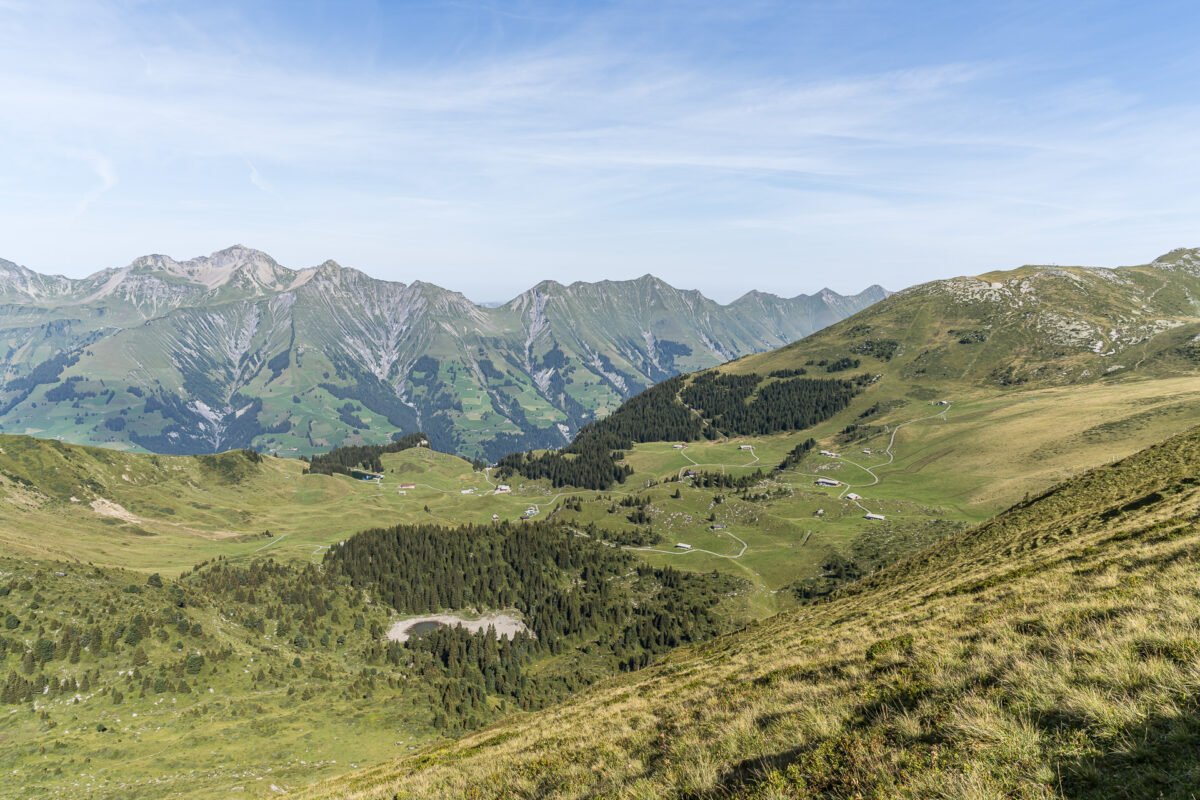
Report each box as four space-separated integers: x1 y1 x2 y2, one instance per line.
305 432 429 476
497 370 864 490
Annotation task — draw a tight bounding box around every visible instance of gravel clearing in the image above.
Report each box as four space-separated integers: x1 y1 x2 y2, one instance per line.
386 612 529 642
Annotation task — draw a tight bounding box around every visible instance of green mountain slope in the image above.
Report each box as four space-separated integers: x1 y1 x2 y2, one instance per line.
0 516 746 799
296 421 1200 800
0 433 582 572
730 247 1200 385
0 247 885 459
0 431 774 799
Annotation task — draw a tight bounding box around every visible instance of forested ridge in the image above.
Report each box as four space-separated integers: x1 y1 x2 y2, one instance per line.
496 371 866 489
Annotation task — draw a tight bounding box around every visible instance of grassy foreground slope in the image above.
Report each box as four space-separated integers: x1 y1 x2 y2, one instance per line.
299 423 1200 800
0 518 748 799
0 555 416 800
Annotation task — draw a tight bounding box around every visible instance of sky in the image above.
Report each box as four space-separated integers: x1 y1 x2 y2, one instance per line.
1 0 1198 303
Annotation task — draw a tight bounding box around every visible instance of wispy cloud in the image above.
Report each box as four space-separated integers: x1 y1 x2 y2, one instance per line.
70 150 118 215
246 161 270 193
0 1 1197 299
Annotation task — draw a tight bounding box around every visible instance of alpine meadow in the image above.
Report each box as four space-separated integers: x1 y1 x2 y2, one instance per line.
2 3 1199 800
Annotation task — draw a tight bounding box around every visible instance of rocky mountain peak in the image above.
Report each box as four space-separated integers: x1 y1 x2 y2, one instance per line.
1151 247 1200 276
0 258 74 301
121 245 292 294
0 243 892 459
729 289 779 305
0 258 35 282
313 259 344 274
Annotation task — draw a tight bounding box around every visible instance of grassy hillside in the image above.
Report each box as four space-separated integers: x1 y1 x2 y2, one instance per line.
727 251 1200 387
0 434 493 572
0 431 960 618
296 421 1200 800
0 555 416 799
618 374 1200 519
5 370 1199 616
0 517 747 799
495 250 1200 546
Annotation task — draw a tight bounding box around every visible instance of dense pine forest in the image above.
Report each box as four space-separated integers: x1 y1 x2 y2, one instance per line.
324 520 742 706
680 372 864 436
496 371 865 489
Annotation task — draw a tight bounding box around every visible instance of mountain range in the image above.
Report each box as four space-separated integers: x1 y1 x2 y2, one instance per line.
0 246 886 459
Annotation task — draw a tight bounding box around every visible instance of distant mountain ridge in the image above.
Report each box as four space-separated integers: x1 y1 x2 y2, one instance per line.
0 246 887 458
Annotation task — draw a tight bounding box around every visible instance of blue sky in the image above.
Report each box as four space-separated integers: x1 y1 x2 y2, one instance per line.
1 1 1198 302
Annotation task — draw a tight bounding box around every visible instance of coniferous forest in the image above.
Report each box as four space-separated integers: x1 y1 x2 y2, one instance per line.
497 371 865 489
324 520 742 707
680 372 864 436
